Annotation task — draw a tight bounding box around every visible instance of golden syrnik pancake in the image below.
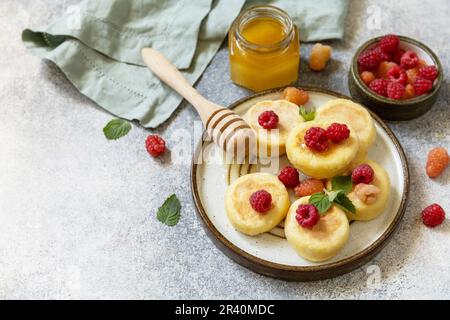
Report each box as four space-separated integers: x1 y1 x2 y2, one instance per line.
245 100 303 157
285 197 350 262
225 173 290 236
286 120 360 179
316 99 377 172
346 160 390 221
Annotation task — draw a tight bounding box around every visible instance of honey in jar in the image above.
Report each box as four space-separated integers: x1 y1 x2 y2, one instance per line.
228 5 300 92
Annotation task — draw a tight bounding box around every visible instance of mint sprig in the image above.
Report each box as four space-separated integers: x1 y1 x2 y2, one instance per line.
299 106 316 122
309 179 356 215
156 194 181 226
333 192 356 214
331 175 353 194
103 119 132 140
309 192 331 214
326 190 341 202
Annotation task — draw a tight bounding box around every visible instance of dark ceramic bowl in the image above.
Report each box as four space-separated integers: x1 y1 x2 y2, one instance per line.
349 35 443 121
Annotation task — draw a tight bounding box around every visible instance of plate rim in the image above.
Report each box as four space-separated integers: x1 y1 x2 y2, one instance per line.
190 86 410 281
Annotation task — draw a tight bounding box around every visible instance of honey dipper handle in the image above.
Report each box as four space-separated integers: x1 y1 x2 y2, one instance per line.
141 48 222 123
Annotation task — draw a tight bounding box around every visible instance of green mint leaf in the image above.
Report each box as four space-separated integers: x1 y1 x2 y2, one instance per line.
325 190 343 202
299 106 316 122
156 194 181 226
334 193 356 214
331 175 353 194
309 192 331 214
103 119 132 140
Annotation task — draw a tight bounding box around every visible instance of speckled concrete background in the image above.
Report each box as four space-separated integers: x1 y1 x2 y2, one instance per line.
0 0 449 299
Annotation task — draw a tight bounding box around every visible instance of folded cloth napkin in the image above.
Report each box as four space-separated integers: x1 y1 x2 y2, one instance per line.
246 0 349 41
22 0 349 128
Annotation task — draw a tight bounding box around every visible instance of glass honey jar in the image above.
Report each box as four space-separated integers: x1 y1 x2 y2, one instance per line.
228 5 300 92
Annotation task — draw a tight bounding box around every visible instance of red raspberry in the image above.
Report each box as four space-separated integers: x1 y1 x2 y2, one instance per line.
250 190 272 213
258 110 279 129
352 164 375 184
358 50 383 71
145 135 166 157
326 123 350 143
369 78 389 97
373 46 389 61
387 65 407 85
304 127 329 152
296 204 320 228
379 34 400 53
387 81 406 100
414 77 433 96
426 147 449 178
278 166 300 188
392 48 406 65
400 51 419 69
418 66 439 82
421 204 446 227
295 179 324 197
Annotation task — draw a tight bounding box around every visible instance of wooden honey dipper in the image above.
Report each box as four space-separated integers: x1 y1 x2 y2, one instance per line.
141 48 256 161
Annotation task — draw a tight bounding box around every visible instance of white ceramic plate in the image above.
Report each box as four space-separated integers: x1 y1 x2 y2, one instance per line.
191 87 409 281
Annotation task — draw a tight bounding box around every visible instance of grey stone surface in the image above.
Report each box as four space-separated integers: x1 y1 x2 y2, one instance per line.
0 0 449 299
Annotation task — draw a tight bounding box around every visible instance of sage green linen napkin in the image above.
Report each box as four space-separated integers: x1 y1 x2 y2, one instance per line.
22 0 349 128
246 0 350 41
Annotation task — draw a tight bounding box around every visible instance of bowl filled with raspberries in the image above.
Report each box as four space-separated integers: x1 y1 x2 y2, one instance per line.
349 34 443 121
